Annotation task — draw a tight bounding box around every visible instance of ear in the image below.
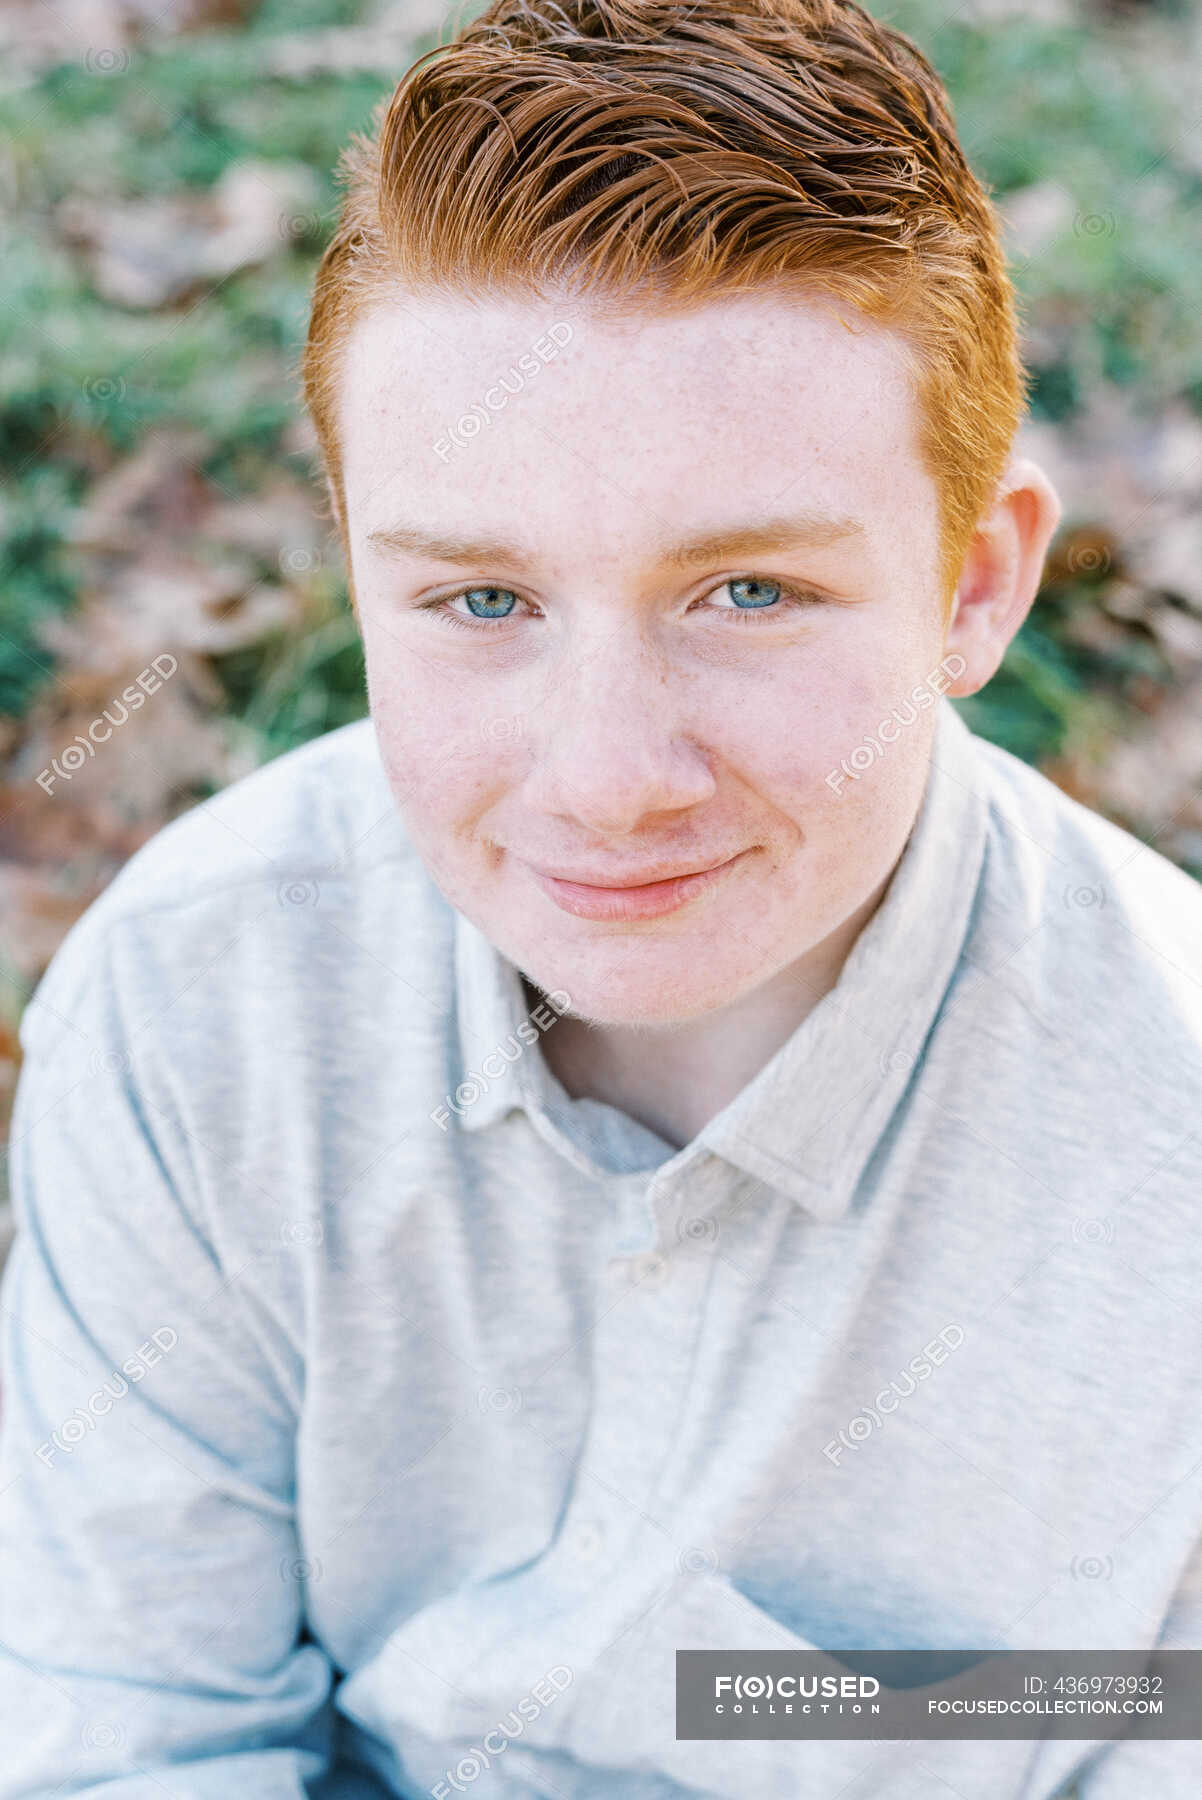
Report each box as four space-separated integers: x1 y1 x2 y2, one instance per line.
943 455 1063 697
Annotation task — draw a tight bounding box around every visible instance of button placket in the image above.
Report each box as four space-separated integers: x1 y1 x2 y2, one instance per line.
408 1160 729 1735
628 1248 668 1289
569 1517 605 1562
570 1163 726 1550
522 1178 707 1598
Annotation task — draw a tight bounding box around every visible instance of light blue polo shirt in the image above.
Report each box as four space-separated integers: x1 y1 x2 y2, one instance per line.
0 698 1200 1799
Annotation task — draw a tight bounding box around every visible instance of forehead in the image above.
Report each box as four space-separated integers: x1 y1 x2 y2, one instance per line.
337 286 936 573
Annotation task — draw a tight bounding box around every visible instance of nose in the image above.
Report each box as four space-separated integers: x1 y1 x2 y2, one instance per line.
521 621 716 835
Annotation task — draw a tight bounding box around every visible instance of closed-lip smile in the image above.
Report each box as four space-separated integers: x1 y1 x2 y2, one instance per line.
525 849 751 921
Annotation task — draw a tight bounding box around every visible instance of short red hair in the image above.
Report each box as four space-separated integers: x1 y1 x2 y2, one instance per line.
301 0 1028 615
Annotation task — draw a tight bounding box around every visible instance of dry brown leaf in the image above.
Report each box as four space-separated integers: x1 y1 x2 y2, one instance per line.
1064 672 1202 844
204 474 328 574
62 428 216 553
258 6 453 80
0 647 246 992
56 159 321 309
1131 512 1202 617
36 554 303 665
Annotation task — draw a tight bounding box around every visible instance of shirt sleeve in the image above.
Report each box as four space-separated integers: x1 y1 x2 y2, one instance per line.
0 921 335 1798
1071 1534 1202 1798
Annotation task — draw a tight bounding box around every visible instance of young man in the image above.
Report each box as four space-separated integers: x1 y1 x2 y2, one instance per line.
1 0 1200 1796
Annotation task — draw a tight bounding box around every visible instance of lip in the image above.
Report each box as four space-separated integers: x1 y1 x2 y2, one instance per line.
527 849 751 921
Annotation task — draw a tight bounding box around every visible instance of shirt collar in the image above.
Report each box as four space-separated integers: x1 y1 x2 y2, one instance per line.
451 699 989 1223
450 907 539 1136
696 699 989 1222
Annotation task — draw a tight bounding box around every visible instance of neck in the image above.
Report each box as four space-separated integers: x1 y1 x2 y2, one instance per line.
524 873 891 1150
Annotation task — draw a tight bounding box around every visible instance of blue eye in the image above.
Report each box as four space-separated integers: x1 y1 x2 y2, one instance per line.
726 578 781 609
462 586 518 619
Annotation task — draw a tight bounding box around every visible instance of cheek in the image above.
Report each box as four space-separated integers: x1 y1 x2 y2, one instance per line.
361 627 494 797
378 717 512 827
366 670 520 871
728 647 940 862
782 618 946 755
714 654 884 796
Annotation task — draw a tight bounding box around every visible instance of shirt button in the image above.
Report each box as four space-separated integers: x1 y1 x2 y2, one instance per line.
631 1251 667 1288
573 1519 605 1561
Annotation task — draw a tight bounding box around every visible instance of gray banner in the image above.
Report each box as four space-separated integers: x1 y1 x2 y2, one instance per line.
676 1649 1202 1739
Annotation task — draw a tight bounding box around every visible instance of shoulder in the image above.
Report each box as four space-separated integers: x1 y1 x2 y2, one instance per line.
19 716 447 1057
953 716 1202 1126
969 724 1202 982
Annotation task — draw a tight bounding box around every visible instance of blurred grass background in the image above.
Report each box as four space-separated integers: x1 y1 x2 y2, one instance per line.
2 0 1202 1301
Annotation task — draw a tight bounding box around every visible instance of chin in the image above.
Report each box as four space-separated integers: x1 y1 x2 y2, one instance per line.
518 936 772 1030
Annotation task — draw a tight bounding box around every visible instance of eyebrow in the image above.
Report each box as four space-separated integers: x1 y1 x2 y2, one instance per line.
365 512 867 569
